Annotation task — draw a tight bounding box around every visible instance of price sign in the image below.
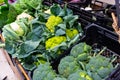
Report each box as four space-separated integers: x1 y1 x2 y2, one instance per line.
115 0 120 27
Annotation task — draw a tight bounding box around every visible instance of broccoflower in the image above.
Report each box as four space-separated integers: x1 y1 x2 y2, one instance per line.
45 36 66 50
46 15 63 33
66 28 78 39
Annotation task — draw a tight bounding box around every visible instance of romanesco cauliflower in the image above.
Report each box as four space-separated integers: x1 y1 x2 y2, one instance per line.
66 28 78 39
45 36 66 50
46 15 63 33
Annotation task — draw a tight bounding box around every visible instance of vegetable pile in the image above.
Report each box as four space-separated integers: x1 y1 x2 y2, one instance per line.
33 43 116 80
0 0 118 80
2 1 82 70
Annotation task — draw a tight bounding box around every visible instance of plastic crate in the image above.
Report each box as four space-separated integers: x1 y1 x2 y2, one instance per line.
82 23 120 55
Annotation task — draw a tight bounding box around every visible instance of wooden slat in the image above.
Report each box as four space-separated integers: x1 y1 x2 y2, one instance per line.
0 48 21 80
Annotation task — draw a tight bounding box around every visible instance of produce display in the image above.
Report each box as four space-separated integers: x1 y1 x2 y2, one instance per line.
0 0 119 80
2 0 82 71
33 43 115 80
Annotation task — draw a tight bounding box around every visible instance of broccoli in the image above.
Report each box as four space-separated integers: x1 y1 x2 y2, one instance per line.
54 77 67 80
58 56 80 78
76 52 89 61
86 55 114 79
33 62 56 80
68 70 93 80
70 43 91 58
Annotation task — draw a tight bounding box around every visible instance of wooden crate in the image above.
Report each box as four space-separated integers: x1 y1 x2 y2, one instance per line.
0 48 23 80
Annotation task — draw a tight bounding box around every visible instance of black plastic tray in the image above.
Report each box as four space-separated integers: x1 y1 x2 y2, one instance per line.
82 23 120 55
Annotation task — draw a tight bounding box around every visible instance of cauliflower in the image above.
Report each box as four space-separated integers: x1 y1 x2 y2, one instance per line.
44 9 51 14
10 22 24 36
17 12 33 21
46 15 63 33
58 56 80 78
45 36 66 50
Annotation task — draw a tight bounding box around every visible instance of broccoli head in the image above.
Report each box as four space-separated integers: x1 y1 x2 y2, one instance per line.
58 56 80 78
33 62 56 80
54 77 67 80
86 55 114 79
70 43 91 58
68 70 93 80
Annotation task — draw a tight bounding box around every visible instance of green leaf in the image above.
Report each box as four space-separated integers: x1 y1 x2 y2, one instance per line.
55 29 65 36
66 8 73 15
26 32 39 40
7 5 18 23
26 0 43 9
50 4 62 16
5 40 15 54
32 24 46 37
0 5 9 28
58 9 65 17
64 15 78 28
22 62 36 71
24 40 40 53
58 23 66 30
